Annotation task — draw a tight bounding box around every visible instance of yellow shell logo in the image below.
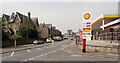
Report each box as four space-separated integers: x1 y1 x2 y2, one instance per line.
84 13 90 19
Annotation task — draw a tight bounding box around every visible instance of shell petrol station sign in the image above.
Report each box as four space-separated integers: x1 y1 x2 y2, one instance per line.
82 12 91 40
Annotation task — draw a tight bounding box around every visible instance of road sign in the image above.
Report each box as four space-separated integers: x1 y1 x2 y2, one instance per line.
83 28 91 30
83 33 91 35
82 12 91 40
86 22 91 24
13 35 16 39
83 30 91 32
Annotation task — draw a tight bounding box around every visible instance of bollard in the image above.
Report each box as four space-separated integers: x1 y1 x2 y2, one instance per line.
82 39 86 53
52 40 54 45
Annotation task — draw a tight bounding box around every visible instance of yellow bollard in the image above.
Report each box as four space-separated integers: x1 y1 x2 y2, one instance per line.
52 40 54 45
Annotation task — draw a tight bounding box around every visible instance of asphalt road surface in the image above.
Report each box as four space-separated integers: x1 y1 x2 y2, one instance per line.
1 38 117 62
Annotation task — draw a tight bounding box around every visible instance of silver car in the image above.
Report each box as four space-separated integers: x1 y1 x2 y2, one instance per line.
33 40 44 45
46 38 53 43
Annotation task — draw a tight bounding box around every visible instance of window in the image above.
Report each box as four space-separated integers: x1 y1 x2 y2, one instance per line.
10 24 12 28
16 23 17 27
18 22 19 27
16 22 19 27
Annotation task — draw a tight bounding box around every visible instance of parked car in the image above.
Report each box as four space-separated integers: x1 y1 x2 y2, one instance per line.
56 36 62 41
64 36 68 39
33 40 44 45
53 36 57 40
46 38 53 43
61 37 64 40
71 38 74 40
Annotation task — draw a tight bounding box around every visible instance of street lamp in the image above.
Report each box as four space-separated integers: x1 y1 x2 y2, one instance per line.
13 30 16 49
51 24 52 39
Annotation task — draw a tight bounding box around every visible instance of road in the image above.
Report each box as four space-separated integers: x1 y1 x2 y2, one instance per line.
1 38 117 62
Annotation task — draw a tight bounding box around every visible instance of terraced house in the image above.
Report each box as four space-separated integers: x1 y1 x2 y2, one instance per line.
38 23 61 40
2 12 25 35
2 12 39 36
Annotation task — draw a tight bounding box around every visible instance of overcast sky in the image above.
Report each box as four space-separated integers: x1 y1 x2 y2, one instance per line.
1 1 119 34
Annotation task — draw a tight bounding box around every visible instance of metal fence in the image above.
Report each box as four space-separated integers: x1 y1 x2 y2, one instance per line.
93 32 120 41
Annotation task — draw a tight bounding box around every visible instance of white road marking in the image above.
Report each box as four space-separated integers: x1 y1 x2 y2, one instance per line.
37 48 41 50
25 58 34 61
40 54 44 56
58 49 61 51
27 49 30 52
71 55 82 57
2 54 20 59
11 52 14 56
54 50 57 52
62 45 65 46
44 53 48 55
45 46 49 48
24 59 28 61
79 55 82 57
48 52 52 54
36 56 40 58
52 51 55 52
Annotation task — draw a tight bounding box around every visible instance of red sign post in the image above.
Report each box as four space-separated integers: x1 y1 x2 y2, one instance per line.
82 12 91 53
82 39 86 52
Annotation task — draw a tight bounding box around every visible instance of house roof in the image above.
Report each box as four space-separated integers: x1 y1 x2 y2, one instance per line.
3 14 10 22
2 12 26 23
16 12 27 22
31 17 39 26
45 24 52 29
2 12 39 29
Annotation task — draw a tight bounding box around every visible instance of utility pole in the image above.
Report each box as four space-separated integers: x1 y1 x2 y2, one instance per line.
27 22 28 43
14 30 17 49
51 24 52 39
27 12 30 43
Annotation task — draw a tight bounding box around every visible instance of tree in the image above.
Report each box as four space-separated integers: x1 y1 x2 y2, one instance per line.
18 16 38 39
18 25 28 39
2 29 9 40
28 26 38 39
1 15 10 40
18 25 38 39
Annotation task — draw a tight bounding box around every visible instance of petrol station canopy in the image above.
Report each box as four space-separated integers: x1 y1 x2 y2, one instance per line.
91 14 120 33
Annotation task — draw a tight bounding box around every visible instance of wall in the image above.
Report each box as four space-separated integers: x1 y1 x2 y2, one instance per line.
2 39 34 48
38 24 49 39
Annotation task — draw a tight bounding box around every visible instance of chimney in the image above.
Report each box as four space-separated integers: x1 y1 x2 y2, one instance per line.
28 12 31 19
43 22 45 25
11 12 15 19
11 12 15 16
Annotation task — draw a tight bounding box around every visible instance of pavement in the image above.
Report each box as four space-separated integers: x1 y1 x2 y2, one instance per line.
86 40 120 47
62 41 119 61
1 38 119 62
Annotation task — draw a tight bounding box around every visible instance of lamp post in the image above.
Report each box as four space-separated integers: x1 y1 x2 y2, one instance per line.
14 36 16 49
13 30 17 49
51 24 52 38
